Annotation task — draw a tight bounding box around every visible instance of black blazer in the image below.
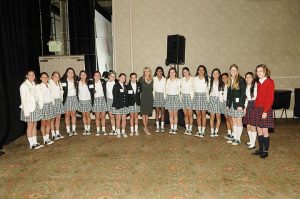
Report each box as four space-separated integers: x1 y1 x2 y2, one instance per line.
126 81 142 106
112 82 128 109
90 79 106 105
61 78 78 104
226 76 246 109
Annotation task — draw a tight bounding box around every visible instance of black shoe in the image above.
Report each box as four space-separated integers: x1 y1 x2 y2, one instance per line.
260 152 269 158
252 150 262 155
0 151 4 156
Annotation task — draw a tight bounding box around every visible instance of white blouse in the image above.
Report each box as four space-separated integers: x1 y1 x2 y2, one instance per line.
210 81 220 97
131 82 137 93
78 82 91 100
193 76 208 93
106 80 115 99
49 79 63 99
67 79 76 96
153 76 166 93
39 83 53 104
180 77 194 99
165 78 181 95
94 80 104 98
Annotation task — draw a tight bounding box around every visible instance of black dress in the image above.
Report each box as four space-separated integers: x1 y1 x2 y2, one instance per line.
139 77 153 115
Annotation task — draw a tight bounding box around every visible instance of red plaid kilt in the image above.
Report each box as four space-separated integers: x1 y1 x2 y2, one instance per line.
252 106 274 128
243 100 255 125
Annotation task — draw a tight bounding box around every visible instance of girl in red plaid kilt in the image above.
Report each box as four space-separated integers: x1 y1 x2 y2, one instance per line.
243 72 257 149
252 64 275 158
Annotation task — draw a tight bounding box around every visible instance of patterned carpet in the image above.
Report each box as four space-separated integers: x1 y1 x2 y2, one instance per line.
0 119 299 199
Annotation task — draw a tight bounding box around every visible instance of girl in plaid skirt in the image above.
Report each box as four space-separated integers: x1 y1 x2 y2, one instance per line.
208 68 224 137
61 68 79 136
78 70 93 135
165 67 181 134
180 67 194 135
38 72 55 145
153 66 166 133
193 65 210 137
106 71 117 135
92 71 108 136
49 72 65 140
226 64 246 145
20 70 44 149
221 73 233 140
243 72 257 149
127 73 141 136
112 73 129 138
252 64 275 158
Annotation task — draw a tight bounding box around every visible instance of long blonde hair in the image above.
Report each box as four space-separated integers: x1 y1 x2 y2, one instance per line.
143 67 153 81
229 64 241 90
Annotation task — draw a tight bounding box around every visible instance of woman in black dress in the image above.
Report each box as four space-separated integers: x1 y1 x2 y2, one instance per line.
139 67 154 135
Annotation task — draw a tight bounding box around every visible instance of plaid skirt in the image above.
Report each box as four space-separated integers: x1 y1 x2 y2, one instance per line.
53 98 65 115
181 93 193 109
243 100 255 125
153 92 165 108
40 102 56 120
129 103 140 113
78 99 92 112
220 101 230 115
20 103 42 122
64 96 78 112
165 94 181 111
208 96 221 114
107 98 113 112
92 97 108 112
229 105 244 118
252 107 274 128
193 92 208 111
112 106 129 115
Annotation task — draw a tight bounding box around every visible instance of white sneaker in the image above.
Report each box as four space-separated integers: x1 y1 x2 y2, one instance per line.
72 131 78 136
194 132 201 137
184 130 189 135
160 128 165 133
135 132 139 136
155 128 160 133
186 131 192 136
116 133 121 138
232 140 240 146
199 132 205 138
103 131 108 136
129 132 134 136
109 130 115 135
169 129 173 134
31 143 44 150
227 140 233 144
83 130 87 136
210 133 215 138
214 133 219 137
96 131 100 136
67 131 73 137
172 130 177 135
57 134 64 139
122 133 128 138
86 131 91 136
44 139 54 145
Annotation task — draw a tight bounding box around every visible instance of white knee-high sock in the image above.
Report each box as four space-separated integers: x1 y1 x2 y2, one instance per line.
237 126 243 141
251 131 257 146
247 131 252 143
156 121 159 129
233 125 238 140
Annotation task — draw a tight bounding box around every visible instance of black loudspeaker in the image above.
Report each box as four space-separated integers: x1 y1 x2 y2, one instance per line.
166 35 185 65
294 88 300 117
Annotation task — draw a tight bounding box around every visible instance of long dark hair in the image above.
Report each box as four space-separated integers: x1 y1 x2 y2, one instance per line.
79 70 88 83
245 72 256 98
209 68 223 94
167 67 178 79
24 68 37 84
154 66 165 77
62 67 78 87
195 65 209 85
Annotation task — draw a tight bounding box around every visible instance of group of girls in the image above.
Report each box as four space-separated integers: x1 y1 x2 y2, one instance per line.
20 64 274 158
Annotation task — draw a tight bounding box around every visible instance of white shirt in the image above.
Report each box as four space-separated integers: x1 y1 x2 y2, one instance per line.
49 79 63 99
106 80 115 99
165 78 180 95
39 83 53 104
131 82 137 93
193 76 208 93
153 76 166 93
210 81 220 97
78 82 91 100
94 80 104 98
67 79 76 96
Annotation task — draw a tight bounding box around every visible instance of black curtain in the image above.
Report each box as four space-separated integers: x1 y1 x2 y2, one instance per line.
40 0 54 56
68 0 96 77
0 0 42 144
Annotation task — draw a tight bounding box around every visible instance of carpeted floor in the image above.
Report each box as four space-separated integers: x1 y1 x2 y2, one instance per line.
0 119 299 199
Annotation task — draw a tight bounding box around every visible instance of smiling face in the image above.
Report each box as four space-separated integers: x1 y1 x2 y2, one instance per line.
119 75 126 83
26 71 35 82
52 73 60 83
156 68 163 78
67 69 74 79
230 66 238 78
94 72 101 81
169 69 176 78
144 68 151 78
182 69 190 78
40 74 49 84
198 67 205 77
222 74 228 84
245 74 253 85
213 70 220 80
256 67 265 79
80 72 87 82
130 74 137 83
109 73 116 81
